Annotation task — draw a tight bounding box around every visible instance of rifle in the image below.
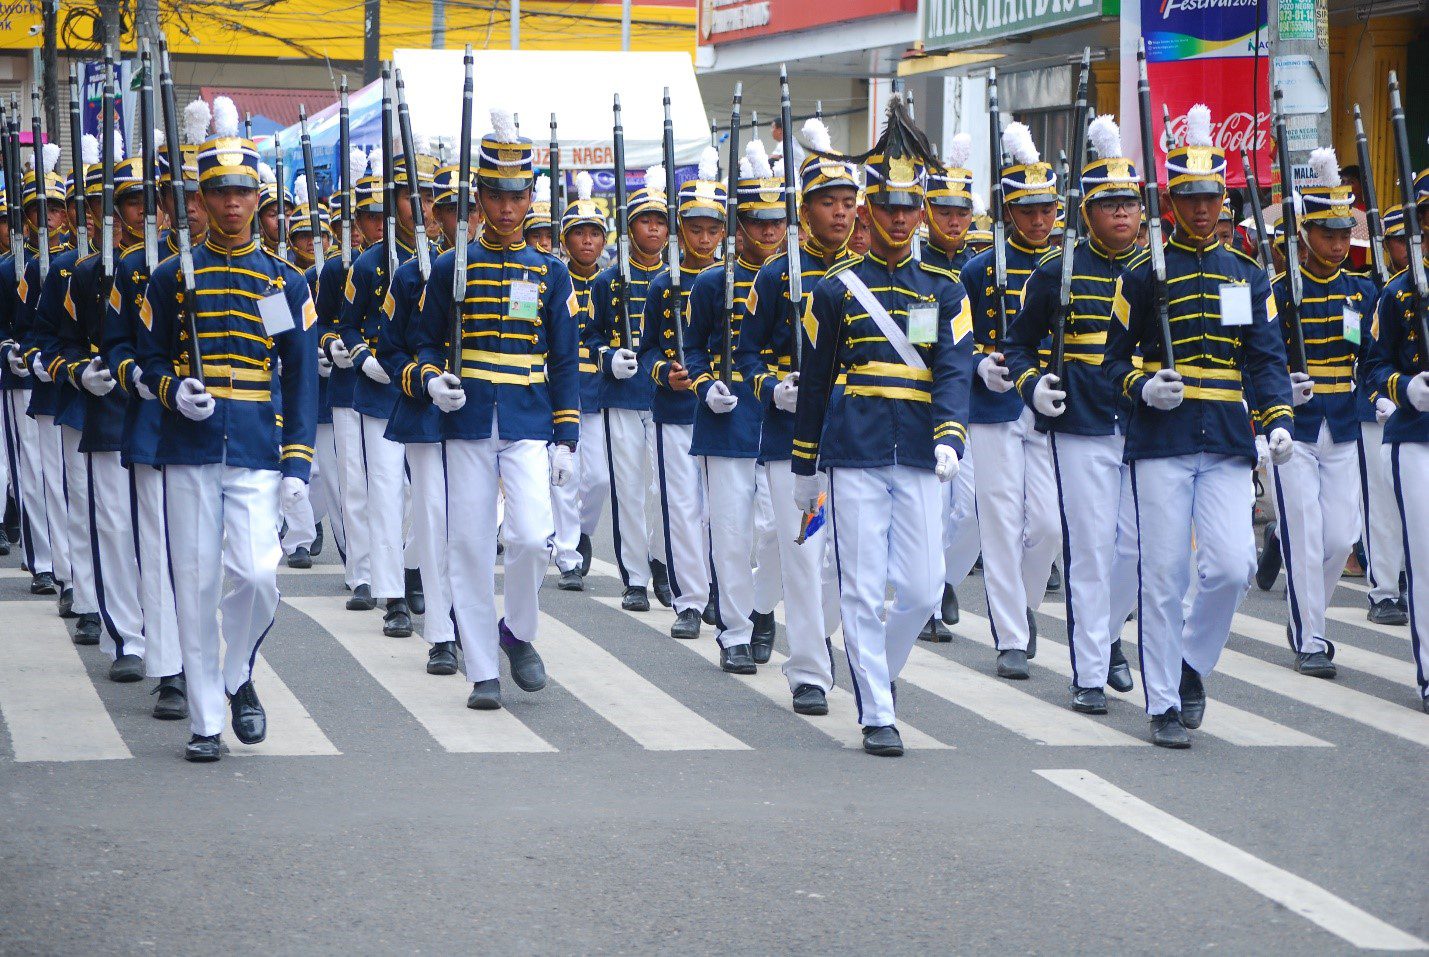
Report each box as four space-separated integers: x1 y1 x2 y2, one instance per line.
393 68 430 280
5 98 22 282
139 40 159 274
1388 71 1429 373
779 64 802 373
1272 87 1308 375
30 85 50 282
1050 48 1091 382
1135 39 1174 369
299 105 325 272
549 112 563 257
338 76 353 268
449 45 473 375
661 87 684 367
274 149 289 262
720 84 742 386
67 66 88 260
1352 104 1388 287
987 68 1008 342
611 93 633 349
158 39 203 381
99 48 116 304
1240 149 1275 283
380 64 397 284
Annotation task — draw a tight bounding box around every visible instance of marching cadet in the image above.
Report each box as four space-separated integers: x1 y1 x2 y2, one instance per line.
410 108 579 711
556 171 609 583
586 165 671 611
256 163 290 256
791 96 973 755
1382 205 1408 274
336 148 437 639
1104 104 1295 748
1004 115 1141 714
1362 164 1428 713
1215 199 1237 247
965 199 993 256
638 150 723 635
920 131 978 642
136 96 319 762
1267 148 1378 678
685 136 783 674
523 175 553 253
959 121 1061 679
735 118 860 711
848 190 872 256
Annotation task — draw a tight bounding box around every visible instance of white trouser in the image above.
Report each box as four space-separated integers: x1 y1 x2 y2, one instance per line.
1050 432 1139 688
447 435 551 683
281 480 317 554
2 390 50 573
1387 442 1429 701
36 415 70 586
829 465 942 728
765 459 839 692
942 439 980 588
311 422 345 558
653 422 709 614
550 443 581 575
164 464 281 738
702 456 758 649
578 411 608 538
134 464 181 678
752 464 782 614
968 408 1061 651
603 407 658 588
332 407 370 589
406 442 453 645
87 451 144 660
358 413 408 599
1360 422 1404 604
1273 423 1362 656
1131 452 1254 716
59 425 95 613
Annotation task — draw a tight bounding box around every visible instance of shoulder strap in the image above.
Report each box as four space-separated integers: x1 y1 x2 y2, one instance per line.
834 268 927 371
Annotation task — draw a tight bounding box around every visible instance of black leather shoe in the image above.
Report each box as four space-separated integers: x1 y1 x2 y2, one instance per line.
184 734 222 762
1107 640 1134 693
720 643 757 674
467 678 502 710
383 599 414 637
1025 608 1038 660
750 610 775 663
500 619 547 692
0 536 7 555
669 608 701 640
919 615 953 643
862 725 904 756
57 586 75 618
1071 686 1108 714
30 571 57 595
1150 709 1191 748
1367 598 1408 626
228 680 267 744
1422 696 1429 715
427 641 459 676
1294 650 1337 679
1255 525 1282 591
1047 564 1062 593
576 533 592 576
346 583 376 611
941 584 959 624
108 653 144 683
702 589 719 626
73 612 100 646
622 585 650 612
792 683 828 715
557 568 584 591
405 567 425 616
310 521 324 557
151 674 187 720
650 559 673 607
996 648 1030 679
1178 661 1206 729
287 546 312 569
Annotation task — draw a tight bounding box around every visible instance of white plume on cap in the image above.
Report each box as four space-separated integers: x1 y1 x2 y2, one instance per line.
972 193 987 217
349 148 367 181
211 96 239 139
739 155 754 179
81 134 100 167
946 132 972 170
258 162 275 184
183 99 211 145
801 117 833 155
366 148 383 177
42 142 60 174
1185 104 1212 148
697 145 719 182
1308 147 1340 188
293 174 309 205
575 169 594 201
644 165 664 192
772 158 784 179
489 108 517 144
414 131 430 156
110 128 125 161
1087 115 1125 160
1002 122 1039 166
534 174 550 204
744 137 773 178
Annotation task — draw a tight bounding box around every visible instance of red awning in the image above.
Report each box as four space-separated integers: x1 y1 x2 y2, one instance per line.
199 87 336 130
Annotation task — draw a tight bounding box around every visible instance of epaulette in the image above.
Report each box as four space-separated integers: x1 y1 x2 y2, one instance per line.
824 255 861 278
119 240 145 258
918 260 956 281
1036 246 1062 267
1227 245 1262 268
1271 268 1287 285
1126 248 1152 270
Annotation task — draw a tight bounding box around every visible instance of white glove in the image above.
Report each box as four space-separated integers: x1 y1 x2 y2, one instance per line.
129 366 155 401
175 377 214 421
977 354 1013 393
360 354 391 384
1407 372 1429 413
32 354 51 382
329 339 353 369
1268 426 1294 466
426 371 466 413
317 352 333 378
1032 374 1066 417
1254 434 1270 472
793 473 821 513
1374 397 1396 424
1290 370 1314 408
550 444 574 488
704 380 738 414
6 350 28 377
609 348 638 381
935 445 960 483
279 476 308 510
773 372 799 414
1141 369 1184 411
80 357 115 396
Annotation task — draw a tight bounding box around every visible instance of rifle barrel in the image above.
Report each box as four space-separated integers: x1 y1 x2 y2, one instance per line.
1136 39 1174 370
449 46 474 374
780 64 802 373
720 84 742 386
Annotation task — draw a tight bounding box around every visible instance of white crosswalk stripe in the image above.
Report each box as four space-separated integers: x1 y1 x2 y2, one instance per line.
1230 612 1414 686
229 653 341 757
1324 606 1412 642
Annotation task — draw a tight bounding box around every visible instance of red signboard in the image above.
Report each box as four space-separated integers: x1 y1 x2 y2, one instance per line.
1148 57 1271 190
699 0 915 44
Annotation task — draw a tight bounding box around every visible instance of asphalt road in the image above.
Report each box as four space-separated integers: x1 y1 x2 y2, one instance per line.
0 525 1425 955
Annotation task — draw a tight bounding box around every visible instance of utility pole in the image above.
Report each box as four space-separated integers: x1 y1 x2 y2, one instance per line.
363 0 381 85
135 0 163 53
40 0 59 138
431 0 447 49
511 0 520 50
621 0 631 51
1269 0 1332 188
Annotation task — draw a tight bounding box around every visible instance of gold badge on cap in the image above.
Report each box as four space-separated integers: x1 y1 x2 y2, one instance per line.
1186 147 1214 174
889 156 915 187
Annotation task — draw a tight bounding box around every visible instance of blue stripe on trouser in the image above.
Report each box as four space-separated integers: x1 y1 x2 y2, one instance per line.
602 409 631 588
1271 462 1306 653
1129 461 1151 713
655 424 683 601
85 453 124 656
1390 444 1426 698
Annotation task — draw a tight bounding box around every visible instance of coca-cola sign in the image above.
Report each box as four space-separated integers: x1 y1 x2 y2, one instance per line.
1148 58 1271 189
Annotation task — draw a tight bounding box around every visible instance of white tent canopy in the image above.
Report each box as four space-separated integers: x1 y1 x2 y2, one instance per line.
391 49 710 170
